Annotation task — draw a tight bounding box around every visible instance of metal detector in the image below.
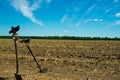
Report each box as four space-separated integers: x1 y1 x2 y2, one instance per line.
9 25 22 80
20 38 48 73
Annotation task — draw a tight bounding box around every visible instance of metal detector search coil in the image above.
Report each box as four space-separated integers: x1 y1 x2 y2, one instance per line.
20 38 30 43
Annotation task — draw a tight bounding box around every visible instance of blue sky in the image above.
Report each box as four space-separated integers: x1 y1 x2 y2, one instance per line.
0 0 120 37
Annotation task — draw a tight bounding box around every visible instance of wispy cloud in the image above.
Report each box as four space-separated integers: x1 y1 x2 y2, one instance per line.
74 7 80 12
105 8 111 13
113 0 119 3
60 15 67 24
10 0 43 26
106 20 120 28
63 30 68 33
46 0 51 3
115 12 120 17
75 0 101 27
30 0 42 11
115 20 120 25
87 18 103 22
108 12 120 27
106 12 120 27
60 14 76 27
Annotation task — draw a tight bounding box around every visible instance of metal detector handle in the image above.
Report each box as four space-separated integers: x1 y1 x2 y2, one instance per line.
12 33 19 75
26 43 42 72
14 40 19 74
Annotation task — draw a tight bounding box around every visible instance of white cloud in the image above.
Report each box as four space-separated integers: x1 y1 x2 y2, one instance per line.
46 0 51 3
113 0 119 3
86 18 103 22
115 13 120 17
60 15 67 23
75 0 101 27
105 9 110 13
91 18 103 22
30 0 42 11
115 20 120 25
74 7 80 12
60 14 77 27
106 20 120 28
10 0 43 26
64 30 68 33
75 22 80 27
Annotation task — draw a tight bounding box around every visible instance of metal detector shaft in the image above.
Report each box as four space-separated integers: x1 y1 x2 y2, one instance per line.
14 41 22 80
14 40 19 74
26 43 42 72
9 26 22 80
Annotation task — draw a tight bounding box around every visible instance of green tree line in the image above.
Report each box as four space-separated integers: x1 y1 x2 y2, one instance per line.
0 36 120 40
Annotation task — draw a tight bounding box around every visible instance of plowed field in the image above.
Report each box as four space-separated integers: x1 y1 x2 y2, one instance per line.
0 39 120 80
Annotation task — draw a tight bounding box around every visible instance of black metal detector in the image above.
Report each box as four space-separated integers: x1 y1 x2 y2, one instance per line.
9 25 22 80
20 38 48 73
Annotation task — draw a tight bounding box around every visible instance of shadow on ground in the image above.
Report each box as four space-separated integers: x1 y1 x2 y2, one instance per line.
0 77 8 80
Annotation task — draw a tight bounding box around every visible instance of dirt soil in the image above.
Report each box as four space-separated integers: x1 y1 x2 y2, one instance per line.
0 39 120 80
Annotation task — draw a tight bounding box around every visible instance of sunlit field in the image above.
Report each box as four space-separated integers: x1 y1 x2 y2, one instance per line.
0 39 120 80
